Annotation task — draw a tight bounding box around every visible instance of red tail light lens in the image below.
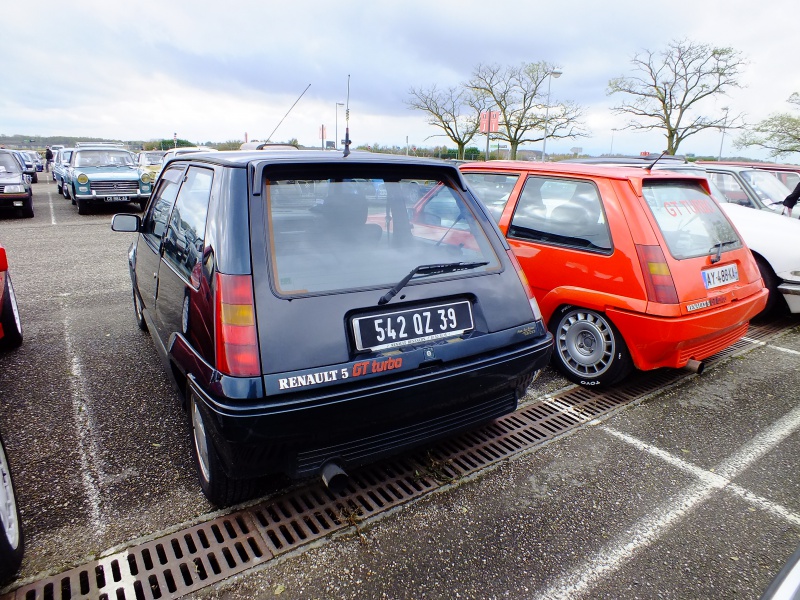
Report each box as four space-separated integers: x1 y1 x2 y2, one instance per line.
215 273 260 377
506 249 543 320
635 244 679 304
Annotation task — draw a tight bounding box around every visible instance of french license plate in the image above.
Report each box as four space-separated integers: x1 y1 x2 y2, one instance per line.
105 195 129 202
353 300 474 351
702 263 739 289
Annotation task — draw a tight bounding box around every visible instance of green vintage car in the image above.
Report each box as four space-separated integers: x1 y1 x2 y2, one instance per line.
63 143 153 215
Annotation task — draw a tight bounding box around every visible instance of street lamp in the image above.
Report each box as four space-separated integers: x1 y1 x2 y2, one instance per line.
610 128 618 156
541 69 562 162
335 102 344 150
718 107 730 161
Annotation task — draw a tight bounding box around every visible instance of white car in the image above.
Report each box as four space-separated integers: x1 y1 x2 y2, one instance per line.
719 202 800 314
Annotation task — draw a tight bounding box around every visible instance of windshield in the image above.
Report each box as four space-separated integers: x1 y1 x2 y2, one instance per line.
0 154 21 173
642 181 742 260
740 169 792 208
265 169 501 295
75 150 134 167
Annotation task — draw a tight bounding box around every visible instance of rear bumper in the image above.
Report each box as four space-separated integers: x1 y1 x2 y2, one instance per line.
189 333 553 480
607 287 768 371
777 282 800 313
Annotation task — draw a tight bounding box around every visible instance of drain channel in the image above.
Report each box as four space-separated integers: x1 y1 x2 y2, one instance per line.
4 318 792 600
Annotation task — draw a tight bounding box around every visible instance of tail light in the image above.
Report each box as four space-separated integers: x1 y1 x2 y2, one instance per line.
635 244 679 304
214 273 260 377
506 249 543 320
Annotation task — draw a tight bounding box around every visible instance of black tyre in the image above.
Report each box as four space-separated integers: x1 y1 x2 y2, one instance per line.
56 180 62 194
0 433 24 583
132 288 147 332
0 273 23 351
550 306 633 387
76 198 89 215
755 256 787 316
62 182 69 199
31 173 38 184
21 196 33 219
189 391 256 507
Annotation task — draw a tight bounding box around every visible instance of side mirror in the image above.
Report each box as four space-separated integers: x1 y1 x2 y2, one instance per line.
0 247 7 272
111 213 141 232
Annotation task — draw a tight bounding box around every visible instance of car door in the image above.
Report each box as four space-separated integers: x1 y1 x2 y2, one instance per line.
135 165 185 342
502 174 643 318
153 166 214 347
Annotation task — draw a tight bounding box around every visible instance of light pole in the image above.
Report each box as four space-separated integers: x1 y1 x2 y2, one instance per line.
718 107 729 161
541 69 562 162
610 128 618 156
335 102 344 149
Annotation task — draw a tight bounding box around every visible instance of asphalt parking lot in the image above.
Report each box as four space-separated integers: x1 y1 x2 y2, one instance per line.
0 176 799 599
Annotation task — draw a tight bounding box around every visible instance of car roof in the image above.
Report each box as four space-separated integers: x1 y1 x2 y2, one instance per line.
166 149 465 171
459 159 709 182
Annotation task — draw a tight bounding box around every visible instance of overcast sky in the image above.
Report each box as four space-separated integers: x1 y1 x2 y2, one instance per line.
3 0 798 160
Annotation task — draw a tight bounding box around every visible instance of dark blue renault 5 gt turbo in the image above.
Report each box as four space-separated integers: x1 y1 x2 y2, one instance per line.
112 150 553 506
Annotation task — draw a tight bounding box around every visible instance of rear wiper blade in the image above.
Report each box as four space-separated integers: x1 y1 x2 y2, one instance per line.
709 240 737 264
378 261 489 305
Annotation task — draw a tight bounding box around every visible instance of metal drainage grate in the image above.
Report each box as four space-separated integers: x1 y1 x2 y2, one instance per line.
4 318 792 600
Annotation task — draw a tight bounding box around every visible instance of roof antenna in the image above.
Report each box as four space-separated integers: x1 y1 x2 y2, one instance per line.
266 83 311 142
645 150 668 172
343 75 352 157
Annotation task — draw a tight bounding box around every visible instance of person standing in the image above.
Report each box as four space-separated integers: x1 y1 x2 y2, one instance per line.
782 181 800 217
45 146 54 172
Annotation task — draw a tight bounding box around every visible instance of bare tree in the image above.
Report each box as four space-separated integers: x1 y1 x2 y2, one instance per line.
406 85 486 159
735 93 800 158
608 39 747 154
467 62 585 160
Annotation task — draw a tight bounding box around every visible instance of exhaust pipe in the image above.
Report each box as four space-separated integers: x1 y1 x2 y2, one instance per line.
320 461 349 494
684 359 705 374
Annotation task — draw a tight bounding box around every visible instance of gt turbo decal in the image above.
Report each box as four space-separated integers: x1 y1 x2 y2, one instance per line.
267 355 417 394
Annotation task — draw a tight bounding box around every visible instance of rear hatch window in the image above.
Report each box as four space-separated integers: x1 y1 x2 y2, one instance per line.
265 172 501 296
642 181 743 260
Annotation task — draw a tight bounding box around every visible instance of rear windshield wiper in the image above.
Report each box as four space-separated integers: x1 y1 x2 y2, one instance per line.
709 240 738 264
378 261 489 305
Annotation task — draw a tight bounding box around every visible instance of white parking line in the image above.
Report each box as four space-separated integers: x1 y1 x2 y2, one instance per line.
535 404 800 600
48 191 56 226
63 314 107 535
742 337 800 356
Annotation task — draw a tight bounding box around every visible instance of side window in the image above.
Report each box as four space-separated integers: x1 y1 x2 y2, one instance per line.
142 166 184 247
508 177 611 253
708 172 752 207
162 166 213 283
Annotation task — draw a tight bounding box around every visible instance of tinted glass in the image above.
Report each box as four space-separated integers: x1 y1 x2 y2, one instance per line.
642 181 742 260
142 166 183 245
506 177 611 253
265 171 500 295
162 167 212 282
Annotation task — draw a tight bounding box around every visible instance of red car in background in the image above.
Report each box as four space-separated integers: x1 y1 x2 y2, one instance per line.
0 243 23 351
461 161 768 387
